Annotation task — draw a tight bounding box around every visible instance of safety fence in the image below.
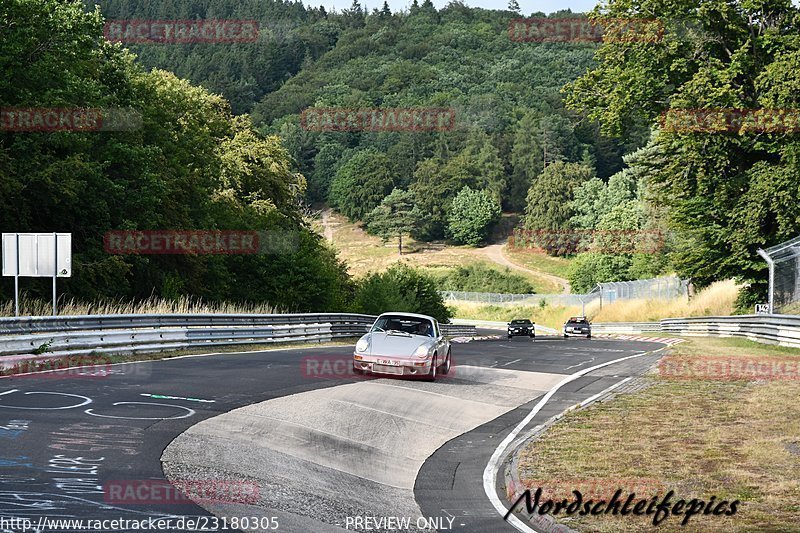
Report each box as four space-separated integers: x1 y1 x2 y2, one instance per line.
439 291 585 306
758 234 800 314
440 276 689 308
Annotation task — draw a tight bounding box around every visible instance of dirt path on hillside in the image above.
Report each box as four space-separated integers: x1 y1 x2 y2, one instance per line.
484 242 571 294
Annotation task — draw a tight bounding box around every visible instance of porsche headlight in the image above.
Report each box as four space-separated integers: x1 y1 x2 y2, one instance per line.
355 338 370 353
413 345 430 358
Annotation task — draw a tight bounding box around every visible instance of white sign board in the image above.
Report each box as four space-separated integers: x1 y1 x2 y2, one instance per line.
2 233 72 277
755 303 770 314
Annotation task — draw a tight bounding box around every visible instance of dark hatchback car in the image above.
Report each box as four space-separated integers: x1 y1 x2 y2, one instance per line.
563 316 591 338
507 319 535 339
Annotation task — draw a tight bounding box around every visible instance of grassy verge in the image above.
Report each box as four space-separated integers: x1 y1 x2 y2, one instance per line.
514 336 800 532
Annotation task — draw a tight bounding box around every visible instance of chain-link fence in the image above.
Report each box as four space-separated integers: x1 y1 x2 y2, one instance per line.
440 276 689 309
758 235 800 314
592 276 689 304
439 291 586 306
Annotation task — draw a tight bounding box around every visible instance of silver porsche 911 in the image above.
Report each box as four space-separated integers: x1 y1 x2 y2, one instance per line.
353 312 451 381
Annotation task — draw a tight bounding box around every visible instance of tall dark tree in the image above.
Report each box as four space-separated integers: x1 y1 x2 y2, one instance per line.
329 150 395 221
366 189 419 255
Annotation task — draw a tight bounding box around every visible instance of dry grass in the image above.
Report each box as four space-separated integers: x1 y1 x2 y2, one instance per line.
0 294 280 317
321 211 561 292
450 280 741 327
591 280 740 322
323 210 484 276
503 246 573 279
515 336 800 532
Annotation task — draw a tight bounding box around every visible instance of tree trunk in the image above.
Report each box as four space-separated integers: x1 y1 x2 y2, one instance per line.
398 233 403 255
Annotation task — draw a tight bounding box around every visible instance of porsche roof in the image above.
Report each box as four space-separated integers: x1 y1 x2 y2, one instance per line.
375 312 437 321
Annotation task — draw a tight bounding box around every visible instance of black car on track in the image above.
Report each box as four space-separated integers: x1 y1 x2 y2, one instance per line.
563 316 591 338
507 319 535 339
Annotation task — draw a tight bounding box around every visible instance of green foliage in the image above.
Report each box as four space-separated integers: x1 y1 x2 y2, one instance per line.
410 131 507 240
523 162 595 232
734 282 768 315
309 142 346 202
563 140 671 285
33 339 54 355
245 6 620 233
509 110 544 212
566 0 800 289
365 188 419 254
351 264 451 321
88 0 628 245
0 0 353 312
329 149 395 221
447 186 501 246
87 0 336 115
436 263 534 294
566 253 633 293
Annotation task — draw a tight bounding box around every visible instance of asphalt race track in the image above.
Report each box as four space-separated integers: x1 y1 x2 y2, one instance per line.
0 334 668 533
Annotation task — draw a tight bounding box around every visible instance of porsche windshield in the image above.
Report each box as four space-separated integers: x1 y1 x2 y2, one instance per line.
372 316 434 337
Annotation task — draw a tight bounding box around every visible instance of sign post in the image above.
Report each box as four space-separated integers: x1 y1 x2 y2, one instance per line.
2 233 72 316
14 233 19 317
53 232 57 316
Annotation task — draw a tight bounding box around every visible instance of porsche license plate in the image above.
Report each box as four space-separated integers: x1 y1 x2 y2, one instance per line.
377 359 400 366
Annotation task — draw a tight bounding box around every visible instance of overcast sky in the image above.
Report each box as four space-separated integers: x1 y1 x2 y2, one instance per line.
314 0 598 15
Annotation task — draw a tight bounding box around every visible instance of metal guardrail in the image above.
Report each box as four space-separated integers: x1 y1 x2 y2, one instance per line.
449 318 560 335
594 316 800 349
439 324 479 336
0 313 373 335
591 322 662 333
0 314 478 359
661 315 800 348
